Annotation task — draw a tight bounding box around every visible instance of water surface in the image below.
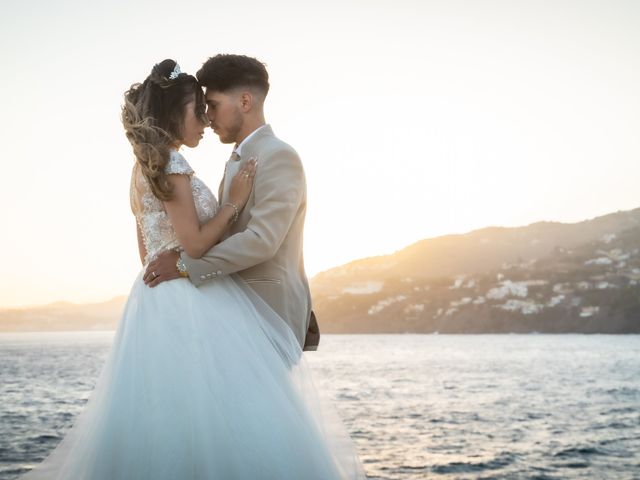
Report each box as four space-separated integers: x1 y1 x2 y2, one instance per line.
1 333 639 479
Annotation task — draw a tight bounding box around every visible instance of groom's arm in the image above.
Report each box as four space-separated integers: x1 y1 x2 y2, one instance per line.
182 147 305 286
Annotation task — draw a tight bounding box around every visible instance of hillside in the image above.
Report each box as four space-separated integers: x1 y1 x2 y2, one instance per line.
0 297 127 332
311 208 640 333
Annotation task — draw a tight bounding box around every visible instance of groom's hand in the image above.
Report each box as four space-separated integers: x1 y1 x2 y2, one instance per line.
144 250 181 287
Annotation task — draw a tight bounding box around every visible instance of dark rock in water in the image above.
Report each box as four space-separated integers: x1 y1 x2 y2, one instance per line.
30 434 60 444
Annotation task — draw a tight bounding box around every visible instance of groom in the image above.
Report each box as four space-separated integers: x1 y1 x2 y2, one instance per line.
143 54 319 351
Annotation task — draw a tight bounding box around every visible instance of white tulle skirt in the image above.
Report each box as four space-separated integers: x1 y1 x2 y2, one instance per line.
21 271 366 479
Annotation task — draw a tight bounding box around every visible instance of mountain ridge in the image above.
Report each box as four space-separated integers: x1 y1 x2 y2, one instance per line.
3 208 640 333
311 208 640 333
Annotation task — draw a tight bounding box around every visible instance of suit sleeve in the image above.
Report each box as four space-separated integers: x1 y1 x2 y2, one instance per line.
182 148 305 286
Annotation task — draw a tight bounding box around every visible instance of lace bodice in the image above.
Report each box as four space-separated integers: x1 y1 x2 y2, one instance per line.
130 150 218 264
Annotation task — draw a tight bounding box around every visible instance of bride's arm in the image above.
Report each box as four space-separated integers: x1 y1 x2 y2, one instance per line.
163 161 256 259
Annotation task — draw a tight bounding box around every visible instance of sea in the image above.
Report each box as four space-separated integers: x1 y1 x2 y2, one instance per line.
0 333 639 479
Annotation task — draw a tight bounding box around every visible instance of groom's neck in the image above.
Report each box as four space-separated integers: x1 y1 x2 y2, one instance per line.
236 114 266 145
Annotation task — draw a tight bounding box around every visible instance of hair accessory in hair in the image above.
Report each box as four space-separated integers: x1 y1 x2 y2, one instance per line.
169 63 182 80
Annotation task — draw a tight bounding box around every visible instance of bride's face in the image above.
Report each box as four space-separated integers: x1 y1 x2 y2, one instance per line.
180 99 206 148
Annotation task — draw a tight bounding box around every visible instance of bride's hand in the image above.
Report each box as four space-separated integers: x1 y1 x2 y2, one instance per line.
228 159 257 209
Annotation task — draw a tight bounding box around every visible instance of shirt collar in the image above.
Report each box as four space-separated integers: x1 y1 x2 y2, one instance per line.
233 124 268 157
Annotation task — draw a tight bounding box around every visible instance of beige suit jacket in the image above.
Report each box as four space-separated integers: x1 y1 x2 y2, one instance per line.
181 125 319 350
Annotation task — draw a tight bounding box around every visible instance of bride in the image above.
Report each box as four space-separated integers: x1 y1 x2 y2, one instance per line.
20 60 366 479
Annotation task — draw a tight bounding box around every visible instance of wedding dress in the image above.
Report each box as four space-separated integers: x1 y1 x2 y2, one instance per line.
20 151 366 479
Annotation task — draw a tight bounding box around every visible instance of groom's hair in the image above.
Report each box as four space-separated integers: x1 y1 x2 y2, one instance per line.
197 54 269 97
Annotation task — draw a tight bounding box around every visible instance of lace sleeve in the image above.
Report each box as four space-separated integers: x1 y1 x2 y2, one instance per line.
165 150 194 176
130 163 143 216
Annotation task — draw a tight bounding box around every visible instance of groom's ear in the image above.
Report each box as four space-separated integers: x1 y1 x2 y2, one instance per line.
239 91 254 113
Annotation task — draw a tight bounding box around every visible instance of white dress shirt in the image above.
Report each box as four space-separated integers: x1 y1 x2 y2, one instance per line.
234 124 268 157
222 124 268 202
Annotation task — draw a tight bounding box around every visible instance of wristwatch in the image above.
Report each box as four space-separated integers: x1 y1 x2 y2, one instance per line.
176 256 189 278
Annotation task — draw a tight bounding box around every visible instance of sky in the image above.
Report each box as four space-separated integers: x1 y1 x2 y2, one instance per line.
0 0 639 308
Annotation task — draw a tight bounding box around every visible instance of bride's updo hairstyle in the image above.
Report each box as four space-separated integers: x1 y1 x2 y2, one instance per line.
122 59 206 201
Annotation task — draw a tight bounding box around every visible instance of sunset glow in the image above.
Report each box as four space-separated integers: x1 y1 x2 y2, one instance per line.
1 0 639 307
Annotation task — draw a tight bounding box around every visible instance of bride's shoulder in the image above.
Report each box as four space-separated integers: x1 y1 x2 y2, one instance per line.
165 150 194 176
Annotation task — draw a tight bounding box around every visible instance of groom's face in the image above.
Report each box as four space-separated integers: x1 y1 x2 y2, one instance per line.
204 89 243 145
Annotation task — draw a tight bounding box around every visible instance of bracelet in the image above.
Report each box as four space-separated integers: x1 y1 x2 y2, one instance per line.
176 257 189 278
222 202 240 223
173 248 189 277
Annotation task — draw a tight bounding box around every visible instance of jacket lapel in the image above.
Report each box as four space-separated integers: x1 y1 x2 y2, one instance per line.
239 124 274 161
218 125 274 204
